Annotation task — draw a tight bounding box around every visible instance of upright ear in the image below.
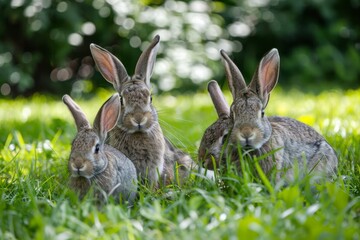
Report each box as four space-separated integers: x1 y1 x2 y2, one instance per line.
249 48 280 107
207 80 230 118
62 95 91 132
220 50 247 99
93 93 121 142
90 44 129 92
134 35 160 88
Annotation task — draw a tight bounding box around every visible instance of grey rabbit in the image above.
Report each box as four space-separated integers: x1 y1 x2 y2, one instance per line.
199 49 338 180
198 80 231 170
63 93 137 203
89 35 201 187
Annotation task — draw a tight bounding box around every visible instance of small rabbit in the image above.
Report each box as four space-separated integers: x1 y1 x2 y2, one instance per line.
198 80 231 170
89 35 196 187
63 93 138 204
200 49 338 179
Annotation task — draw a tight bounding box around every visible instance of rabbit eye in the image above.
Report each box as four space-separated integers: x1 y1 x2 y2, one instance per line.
94 143 100 154
261 110 265 118
150 96 153 103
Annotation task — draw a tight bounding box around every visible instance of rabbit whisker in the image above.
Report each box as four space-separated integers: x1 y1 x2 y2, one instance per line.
159 120 192 147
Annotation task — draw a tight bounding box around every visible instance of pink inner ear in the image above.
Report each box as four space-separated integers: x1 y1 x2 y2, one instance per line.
92 49 116 83
101 103 118 133
260 58 278 94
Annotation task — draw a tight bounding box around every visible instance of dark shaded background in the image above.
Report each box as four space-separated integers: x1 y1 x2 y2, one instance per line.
0 0 359 98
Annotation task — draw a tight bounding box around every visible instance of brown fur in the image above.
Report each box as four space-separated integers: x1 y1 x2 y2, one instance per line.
63 94 138 204
90 36 203 187
198 49 338 180
199 116 231 169
108 122 166 186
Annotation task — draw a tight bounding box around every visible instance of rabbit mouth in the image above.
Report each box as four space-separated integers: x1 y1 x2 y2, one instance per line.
230 141 256 151
228 137 263 150
121 114 154 133
240 141 264 150
69 161 93 178
122 124 153 134
242 144 254 150
232 129 264 150
133 122 150 133
71 171 93 179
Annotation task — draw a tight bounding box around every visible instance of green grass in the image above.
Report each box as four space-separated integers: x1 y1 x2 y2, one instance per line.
0 88 359 239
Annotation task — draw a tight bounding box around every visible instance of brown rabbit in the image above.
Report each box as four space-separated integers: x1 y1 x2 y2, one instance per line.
89 35 199 187
198 80 231 170
199 49 338 180
63 93 138 204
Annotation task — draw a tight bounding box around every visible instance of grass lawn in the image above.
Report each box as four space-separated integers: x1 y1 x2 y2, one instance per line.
0 87 359 239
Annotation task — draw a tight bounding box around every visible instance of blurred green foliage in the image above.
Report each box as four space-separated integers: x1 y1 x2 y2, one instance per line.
0 0 359 98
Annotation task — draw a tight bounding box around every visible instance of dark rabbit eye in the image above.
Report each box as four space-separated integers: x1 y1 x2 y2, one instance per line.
94 143 100 154
261 110 265 118
150 96 153 103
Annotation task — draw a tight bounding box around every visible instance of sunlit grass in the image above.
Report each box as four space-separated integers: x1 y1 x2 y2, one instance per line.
0 88 359 239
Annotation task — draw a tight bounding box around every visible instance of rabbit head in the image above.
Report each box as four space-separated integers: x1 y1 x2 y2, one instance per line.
198 80 231 169
90 35 160 134
63 93 121 178
220 49 280 150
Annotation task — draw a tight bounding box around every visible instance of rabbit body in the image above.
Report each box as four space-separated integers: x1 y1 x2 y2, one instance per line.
64 94 138 203
108 116 166 186
106 80 166 186
163 138 196 184
69 133 138 202
266 116 338 177
90 36 196 187
199 49 338 179
226 113 338 178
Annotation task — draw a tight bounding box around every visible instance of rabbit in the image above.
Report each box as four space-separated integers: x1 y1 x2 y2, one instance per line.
89 35 199 187
201 48 338 180
198 80 232 170
63 93 138 204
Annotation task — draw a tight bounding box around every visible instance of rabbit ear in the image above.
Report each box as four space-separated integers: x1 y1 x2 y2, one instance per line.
208 80 230 118
62 95 91 131
93 93 121 142
249 48 280 107
90 44 129 92
134 35 160 88
220 50 247 99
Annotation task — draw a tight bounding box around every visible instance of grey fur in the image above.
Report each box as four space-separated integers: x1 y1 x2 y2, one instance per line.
90 36 198 187
63 94 137 204
199 49 338 180
198 80 231 169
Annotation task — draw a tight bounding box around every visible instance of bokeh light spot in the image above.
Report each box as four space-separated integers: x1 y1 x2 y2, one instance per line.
130 36 141 48
10 72 21 84
11 0 25 8
228 22 251 37
68 33 83 46
82 22 96 35
57 2 68 13
1 83 11 96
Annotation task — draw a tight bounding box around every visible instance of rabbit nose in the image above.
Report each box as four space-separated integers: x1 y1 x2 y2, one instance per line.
130 115 148 129
238 127 256 145
71 158 86 174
